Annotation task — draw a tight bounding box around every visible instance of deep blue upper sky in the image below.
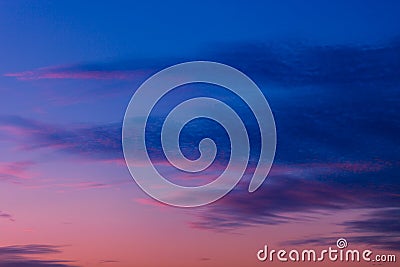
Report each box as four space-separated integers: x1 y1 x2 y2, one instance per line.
1 0 400 73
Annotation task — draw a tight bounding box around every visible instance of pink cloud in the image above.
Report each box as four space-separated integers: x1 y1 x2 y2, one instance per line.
56 179 130 190
4 65 150 81
0 161 35 181
135 198 168 208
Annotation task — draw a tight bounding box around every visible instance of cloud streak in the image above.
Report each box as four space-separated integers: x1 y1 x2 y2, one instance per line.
0 115 122 161
0 244 79 267
4 64 152 81
190 162 397 229
0 161 35 183
0 210 15 222
4 40 400 88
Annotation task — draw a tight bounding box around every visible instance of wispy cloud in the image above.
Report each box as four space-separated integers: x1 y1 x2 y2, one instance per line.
0 210 15 222
187 157 400 254
190 161 399 230
5 40 400 88
0 245 61 255
56 180 130 191
0 115 122 161
0 161 35 183
4 63 153 81
284 227 400 252
98 260 119 264
216 41 400 87
0 244 79 267
339 208 400 250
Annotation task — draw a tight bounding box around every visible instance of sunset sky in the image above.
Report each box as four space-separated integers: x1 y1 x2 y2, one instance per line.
0 1 399 266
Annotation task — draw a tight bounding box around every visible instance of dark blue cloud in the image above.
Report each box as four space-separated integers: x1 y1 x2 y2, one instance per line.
0 261 77 267
1 41 399 247
343 208 400 235
0 244 61 255
190 163 399 229
339 208 400 250
216 40 400 87
4 41 399 166
6 39 400 88
0 244 78 267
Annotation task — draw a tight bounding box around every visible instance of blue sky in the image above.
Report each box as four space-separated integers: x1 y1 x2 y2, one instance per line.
0 1 399 266
2 0 400 70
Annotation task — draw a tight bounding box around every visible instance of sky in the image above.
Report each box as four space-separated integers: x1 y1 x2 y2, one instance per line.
0 1 399 266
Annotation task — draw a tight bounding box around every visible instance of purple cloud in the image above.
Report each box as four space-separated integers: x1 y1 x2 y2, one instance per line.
190 162 399 232
0 244 79 267
0 115 122 161
0 211 15 222
0 161 35 183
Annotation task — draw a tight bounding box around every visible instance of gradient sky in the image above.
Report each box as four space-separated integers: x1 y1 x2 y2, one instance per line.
0 1 399 266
